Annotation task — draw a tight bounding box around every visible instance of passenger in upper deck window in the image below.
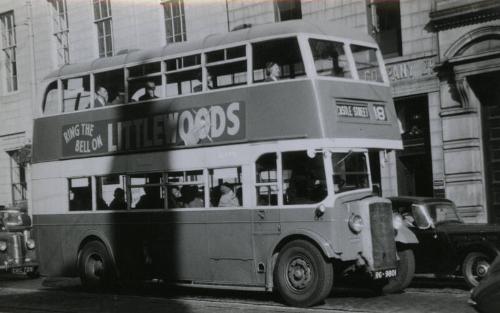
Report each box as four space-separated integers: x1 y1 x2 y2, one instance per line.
265 62 281 82
139 81 158 101
110 91 125 105
94 86 109 107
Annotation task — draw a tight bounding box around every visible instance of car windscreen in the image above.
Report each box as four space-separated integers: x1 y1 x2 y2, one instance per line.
430 203 462 223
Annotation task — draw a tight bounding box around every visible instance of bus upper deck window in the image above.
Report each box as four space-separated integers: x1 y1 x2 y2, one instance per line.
43 81 59 115
62 76 91 112
350 45 383 83
165 54 201 96
94 69 125 107
128 62 162 102
309 39 351 78
205 46 246 90
252 37 305 83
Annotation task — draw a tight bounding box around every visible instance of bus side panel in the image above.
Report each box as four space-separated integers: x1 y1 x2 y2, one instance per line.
150 210 210 282
206 209 255 285
34 217 65 276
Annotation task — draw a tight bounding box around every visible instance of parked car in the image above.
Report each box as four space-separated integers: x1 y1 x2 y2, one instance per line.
0 204 38 277
388 196 500 288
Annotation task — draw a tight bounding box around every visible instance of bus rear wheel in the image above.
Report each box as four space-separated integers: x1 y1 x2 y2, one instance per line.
274 240 333 307
78 241 116 289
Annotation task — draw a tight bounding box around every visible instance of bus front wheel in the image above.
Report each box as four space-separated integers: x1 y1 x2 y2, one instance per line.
78 241 116 289
274 240 333 307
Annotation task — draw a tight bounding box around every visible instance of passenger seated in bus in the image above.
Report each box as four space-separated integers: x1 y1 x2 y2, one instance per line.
135 186 162 209
193 73 214 92
109 188 127 210
94 86 109 107
218 183 239 207
110 91 125 105
168 186 183 208
97 196 108 210
70 188 91 211
265 62 281 82
181 185 203 208
138 81 158 101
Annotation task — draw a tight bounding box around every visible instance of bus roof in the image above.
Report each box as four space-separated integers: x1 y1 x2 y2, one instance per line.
44 19 375 80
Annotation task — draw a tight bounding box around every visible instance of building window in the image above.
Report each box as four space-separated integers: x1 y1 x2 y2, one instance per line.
367 0 402 57
48 0 70 65
8 147 30 205
162 0 186 43
93 0 113 57
0 11 17 92
274 0 302 22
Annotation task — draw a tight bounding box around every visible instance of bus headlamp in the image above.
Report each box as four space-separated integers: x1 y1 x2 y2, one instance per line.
348 214 364 234
26 239 36 250
392 213 403 230
0 241 7 252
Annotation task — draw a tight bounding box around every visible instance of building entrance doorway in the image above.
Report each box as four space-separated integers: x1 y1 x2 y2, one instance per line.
469 71 500 223
395 95 433 197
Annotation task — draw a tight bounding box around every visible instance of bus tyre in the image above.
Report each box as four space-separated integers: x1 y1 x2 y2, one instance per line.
274 240 333 307
79 241 116 289
382 249 415 294
462 251 492 288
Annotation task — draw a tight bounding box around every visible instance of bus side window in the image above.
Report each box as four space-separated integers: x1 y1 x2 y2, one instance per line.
165 54 201 97
96 175 127 210
128 62 162 102
129 173 165 210
68 177 92 211
282 151 327 205
252 37 305 83
255 153 278 206
43 81 59 115
206 46 246 90
63 76 91 112
208 167 242 207
167 170 204 208
94 69 125 106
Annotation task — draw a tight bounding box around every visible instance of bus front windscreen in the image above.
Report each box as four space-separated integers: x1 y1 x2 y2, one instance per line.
309 39 351 78
332 152 369 193
350 45 383 83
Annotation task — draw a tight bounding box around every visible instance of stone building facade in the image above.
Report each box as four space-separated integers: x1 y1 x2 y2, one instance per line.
0 0 498 223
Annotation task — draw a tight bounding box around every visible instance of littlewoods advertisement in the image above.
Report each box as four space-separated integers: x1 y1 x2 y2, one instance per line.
61 102 245 157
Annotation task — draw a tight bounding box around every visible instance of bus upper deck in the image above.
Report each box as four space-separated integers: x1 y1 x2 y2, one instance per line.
33 19 401 164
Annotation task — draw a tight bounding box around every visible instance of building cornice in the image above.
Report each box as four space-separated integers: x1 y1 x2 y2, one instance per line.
427 0 500 32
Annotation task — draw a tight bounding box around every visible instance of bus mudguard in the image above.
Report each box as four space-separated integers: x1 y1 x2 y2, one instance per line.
273 229 337 259
395 224 418 244
77 230 119 275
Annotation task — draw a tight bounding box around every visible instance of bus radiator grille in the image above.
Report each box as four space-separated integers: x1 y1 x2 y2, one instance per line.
369 202 397 270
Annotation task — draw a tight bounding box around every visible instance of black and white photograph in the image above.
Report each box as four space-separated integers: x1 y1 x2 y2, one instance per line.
0 0 499 312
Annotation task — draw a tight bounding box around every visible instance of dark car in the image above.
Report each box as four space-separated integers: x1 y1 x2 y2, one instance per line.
388 196 500 288
0 205 38 277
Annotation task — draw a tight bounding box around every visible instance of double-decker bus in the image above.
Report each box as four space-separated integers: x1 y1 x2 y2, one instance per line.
32 20 412 307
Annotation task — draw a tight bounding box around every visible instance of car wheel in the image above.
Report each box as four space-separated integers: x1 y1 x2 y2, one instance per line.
274 240 333 307
78 241 116 289
462 251 493 288
382 249 415 293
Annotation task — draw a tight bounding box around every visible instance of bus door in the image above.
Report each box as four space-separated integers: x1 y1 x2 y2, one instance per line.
252 153 282 284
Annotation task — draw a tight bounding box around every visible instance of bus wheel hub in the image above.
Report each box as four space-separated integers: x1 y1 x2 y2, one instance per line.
288 258 311 289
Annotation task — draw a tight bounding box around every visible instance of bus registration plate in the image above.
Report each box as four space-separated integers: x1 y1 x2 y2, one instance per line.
374 269 397 280
11 266 34 274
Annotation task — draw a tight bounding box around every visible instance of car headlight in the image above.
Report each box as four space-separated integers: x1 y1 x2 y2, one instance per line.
0 241 7 252
348 214 364 234
26 239 35 250
393 213 403 230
